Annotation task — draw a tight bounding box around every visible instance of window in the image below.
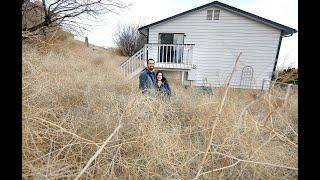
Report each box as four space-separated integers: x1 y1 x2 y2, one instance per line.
214 10 220 20
206 10 213 20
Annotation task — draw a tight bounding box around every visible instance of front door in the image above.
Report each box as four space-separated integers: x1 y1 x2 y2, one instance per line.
159 33 184 63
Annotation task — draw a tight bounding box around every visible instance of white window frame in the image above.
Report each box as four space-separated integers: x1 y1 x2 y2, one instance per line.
213 9 220 20
206 9 213 20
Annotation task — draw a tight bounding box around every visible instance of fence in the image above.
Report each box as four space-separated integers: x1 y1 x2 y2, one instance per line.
261 79 298 105
191 78 298 101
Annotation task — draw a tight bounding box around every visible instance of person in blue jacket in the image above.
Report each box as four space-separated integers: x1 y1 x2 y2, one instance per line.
155 71 172 98
139 59 157 96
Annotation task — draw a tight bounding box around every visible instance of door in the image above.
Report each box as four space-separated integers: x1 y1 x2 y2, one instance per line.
159 33 184 63
173 34 184 63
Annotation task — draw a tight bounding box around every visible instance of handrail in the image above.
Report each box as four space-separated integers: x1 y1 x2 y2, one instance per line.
119 47 145 66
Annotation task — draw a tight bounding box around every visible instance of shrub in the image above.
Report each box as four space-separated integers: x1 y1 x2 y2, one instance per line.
114 23 147 56
275 67 298 85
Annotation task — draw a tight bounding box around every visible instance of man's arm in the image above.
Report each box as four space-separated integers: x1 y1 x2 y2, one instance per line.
139 73 148 92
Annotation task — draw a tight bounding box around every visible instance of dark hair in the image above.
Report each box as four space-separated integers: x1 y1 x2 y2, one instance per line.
156 71 167 82
147 58 155 64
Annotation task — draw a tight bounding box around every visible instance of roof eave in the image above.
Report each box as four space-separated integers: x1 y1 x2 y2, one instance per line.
282 29 298 37
138 1 218 32
139 28 148 36
213 2 297 36
138 1 297 36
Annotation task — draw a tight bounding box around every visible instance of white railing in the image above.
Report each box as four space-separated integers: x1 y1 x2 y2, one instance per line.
120 44 194 78
145 43 194 69
120 47 146 78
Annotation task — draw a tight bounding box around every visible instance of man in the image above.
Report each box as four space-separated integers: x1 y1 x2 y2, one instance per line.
139 58 156 94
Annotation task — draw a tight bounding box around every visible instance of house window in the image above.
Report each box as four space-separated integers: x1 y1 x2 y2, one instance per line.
214 10 220 20
206 10 213 20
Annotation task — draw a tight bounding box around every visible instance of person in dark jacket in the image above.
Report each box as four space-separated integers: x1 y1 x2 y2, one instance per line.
155 71 171 98
139 59 157 95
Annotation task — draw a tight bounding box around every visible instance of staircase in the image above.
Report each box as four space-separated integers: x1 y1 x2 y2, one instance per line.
120 47 147 79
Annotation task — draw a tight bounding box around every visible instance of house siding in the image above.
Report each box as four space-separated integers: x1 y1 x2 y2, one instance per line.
148 5 281 89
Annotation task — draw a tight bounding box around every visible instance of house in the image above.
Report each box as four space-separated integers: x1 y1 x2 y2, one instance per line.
120 1 297 89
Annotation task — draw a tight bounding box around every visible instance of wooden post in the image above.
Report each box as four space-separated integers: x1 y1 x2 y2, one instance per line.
284 84 292 105
261 79 266 91
270 80 275 90
85 37 89 47
181 71 184 86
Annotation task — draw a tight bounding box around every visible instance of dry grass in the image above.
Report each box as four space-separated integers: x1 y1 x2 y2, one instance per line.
22 33 298 179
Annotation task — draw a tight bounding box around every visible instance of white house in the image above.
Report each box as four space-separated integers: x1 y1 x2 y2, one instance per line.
120 1 297 89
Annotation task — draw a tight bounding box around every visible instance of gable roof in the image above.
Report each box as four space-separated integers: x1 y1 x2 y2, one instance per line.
138 1 297 36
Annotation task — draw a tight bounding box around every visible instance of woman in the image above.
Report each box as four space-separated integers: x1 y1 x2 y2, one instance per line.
155 71 171 98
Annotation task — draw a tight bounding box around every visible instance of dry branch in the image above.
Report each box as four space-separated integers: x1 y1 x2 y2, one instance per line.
194 52 242 180
75 124 121 180
22 38 298 179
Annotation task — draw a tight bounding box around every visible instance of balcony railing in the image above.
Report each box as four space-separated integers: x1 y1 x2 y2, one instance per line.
120 43 195 78
145 43 194 69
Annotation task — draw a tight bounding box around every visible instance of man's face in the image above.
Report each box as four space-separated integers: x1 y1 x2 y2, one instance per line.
147 60 155 71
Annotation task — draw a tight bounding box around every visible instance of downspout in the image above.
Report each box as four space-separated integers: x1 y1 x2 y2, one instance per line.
271 30 295 81
138 28 148 42
139 28 149 60
146 28 149 59
147 28 149 44
271 30 284 80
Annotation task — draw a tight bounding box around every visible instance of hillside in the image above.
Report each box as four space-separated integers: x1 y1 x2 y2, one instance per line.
22 30 298 179
276 68 298 85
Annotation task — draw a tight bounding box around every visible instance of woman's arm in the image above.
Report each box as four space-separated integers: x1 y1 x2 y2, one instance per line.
164 82 171 95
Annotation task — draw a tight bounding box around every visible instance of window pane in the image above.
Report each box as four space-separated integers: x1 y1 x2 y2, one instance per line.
207 10 213 20
159 33 173 44
173 34 184 44
214 10 220 20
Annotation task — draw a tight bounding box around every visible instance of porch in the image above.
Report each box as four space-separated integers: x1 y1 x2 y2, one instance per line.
145 43 194 70
120 43 195 79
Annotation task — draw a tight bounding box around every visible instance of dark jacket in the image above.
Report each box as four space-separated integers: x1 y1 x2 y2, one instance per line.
156 80 171 97
139 68 156 92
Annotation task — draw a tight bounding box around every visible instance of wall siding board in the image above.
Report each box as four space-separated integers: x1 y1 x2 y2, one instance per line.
148 5 281 89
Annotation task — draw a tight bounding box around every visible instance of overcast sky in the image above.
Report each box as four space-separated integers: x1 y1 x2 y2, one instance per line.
74 0 297 69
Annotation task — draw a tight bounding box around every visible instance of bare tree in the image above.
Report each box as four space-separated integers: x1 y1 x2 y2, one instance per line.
22 0 128 38
114 23 147 56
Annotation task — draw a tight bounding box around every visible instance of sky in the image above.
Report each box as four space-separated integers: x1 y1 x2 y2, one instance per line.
74 0 298 69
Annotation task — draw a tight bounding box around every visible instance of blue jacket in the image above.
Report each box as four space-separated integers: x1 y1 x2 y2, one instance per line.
156 80 171 97
139 68 156 91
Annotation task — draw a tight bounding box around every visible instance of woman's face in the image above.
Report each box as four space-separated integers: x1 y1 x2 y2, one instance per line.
157 73 163 81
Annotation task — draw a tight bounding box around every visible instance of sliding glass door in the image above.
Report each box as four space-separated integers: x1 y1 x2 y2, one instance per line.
158 33 184 63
